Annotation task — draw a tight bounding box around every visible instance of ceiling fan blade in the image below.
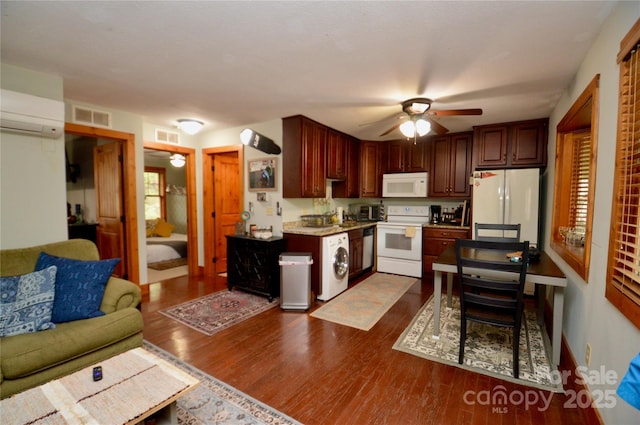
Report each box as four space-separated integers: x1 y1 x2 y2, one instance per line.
359 113 405 127
426 117 449 135
380 122 402 137
430 108 483 117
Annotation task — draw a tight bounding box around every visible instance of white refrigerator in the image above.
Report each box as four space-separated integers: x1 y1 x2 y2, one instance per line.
471 168 540 246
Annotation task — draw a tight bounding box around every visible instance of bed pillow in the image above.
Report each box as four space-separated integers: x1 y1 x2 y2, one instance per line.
153 218 174 237
0 266 57 337
34 252 120 323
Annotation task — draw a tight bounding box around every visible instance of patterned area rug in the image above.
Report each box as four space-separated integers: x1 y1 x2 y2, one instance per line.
393 295 564 393
159 290 279 336
310 273 417 331
143 342 301 425
148 257 188 270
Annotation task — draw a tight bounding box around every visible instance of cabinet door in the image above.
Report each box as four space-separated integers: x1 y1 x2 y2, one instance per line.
449 133 472 197
385 140 405 173
406 140 429 172
429 136 451 197
474 125 508 167
360 141 381 197
509 120 547 166
332 137 360 198
327 129 347 179
301 120 327 197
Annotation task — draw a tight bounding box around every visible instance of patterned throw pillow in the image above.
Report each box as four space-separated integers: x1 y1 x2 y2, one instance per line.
34 252 120 323
0 266 58 337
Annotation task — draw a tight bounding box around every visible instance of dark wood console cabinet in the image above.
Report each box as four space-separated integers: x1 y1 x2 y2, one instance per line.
226 235 287 301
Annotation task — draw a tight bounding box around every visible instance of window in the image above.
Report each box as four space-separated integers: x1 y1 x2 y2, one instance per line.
606 19 640 329
144 167 166 220
550 75 599 280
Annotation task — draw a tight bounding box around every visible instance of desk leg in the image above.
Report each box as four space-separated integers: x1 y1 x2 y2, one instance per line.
446 272 453 308
432 270 442 339
552 286 564 368
537 284 546 326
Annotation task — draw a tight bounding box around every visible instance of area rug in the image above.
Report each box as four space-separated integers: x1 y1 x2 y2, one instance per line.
143 341 302 425
310 273 417 331
159 290 279 336
149 257 188 270
393 294 563 393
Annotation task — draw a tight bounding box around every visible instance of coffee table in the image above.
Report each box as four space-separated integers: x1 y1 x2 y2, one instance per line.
0 347 199 425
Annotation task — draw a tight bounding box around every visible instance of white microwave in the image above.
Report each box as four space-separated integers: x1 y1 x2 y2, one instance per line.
382 172 428 198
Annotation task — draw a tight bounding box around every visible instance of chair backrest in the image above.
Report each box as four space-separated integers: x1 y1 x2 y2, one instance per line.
455 238 530 325
475 223 521 243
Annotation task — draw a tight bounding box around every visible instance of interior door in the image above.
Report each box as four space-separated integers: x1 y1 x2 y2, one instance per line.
94 142 126 278
213 152 240 274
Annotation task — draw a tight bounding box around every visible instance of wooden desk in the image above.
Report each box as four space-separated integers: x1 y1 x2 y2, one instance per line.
432 245 567 367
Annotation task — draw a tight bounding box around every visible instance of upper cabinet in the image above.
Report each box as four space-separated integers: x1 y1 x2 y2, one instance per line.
332 137 360 198
473 118 548 169
326 129 348 180
429 132 472 198
385 139 430 173
283 115 327 198
360 141 383 198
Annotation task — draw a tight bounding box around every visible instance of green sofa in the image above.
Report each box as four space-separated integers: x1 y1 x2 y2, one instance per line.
0 239 143 399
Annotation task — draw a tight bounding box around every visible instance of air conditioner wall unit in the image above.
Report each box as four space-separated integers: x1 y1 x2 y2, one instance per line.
0 89 65 139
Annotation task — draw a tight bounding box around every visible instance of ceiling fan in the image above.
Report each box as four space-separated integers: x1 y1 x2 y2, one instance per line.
379 97 483 138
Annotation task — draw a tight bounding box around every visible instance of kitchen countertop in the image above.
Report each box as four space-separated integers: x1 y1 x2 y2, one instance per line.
283 221 469 237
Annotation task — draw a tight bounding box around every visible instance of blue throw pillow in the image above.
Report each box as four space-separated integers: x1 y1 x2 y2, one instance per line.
34 252 120 323
0 266 57 337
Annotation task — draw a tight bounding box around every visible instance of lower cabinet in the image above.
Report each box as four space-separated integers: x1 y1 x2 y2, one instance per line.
225 235 287 301
348 228 364 279
422 227 470 274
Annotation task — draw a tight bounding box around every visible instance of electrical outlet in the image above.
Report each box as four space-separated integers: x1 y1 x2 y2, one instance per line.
585 343 591 367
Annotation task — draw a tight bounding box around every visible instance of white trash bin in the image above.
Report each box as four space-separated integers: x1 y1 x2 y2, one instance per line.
279 253 313 311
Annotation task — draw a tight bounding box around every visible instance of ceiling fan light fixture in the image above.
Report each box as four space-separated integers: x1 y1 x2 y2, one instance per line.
177 119 204 135
415 118 431 136
412 102 430 114
169 153 186 167
399 120 415 138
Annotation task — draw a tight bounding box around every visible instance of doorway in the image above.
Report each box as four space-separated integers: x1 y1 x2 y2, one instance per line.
143 142 198 281
203 145 243 277
64 123 139 283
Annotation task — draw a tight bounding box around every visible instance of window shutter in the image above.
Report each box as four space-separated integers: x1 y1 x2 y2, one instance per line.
569 133 591 230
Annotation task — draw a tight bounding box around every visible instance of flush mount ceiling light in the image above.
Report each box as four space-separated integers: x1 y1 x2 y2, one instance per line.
240 128 281 154
177 119 204 135
169 153 186 168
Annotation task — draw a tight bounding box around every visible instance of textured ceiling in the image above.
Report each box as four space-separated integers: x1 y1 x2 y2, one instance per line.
0 1 615 140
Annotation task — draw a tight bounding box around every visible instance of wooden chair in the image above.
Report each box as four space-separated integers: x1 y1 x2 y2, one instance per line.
455 238 530 378
475 223 521 243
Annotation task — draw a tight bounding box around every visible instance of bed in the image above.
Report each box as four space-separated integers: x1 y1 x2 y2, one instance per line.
146 233 188 264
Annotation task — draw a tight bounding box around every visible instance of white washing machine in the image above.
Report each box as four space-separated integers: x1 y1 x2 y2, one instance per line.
318 232 349 301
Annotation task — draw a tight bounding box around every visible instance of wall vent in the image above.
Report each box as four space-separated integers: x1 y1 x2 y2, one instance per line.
72 105 112 128
155 128 180 144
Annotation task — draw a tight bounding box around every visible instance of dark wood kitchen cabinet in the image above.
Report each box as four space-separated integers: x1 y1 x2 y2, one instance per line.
422 226 470 274
429 132 472 198
385 139 430 173
473 118 548 169
332 137 360 198
360 140 383 198
226 235 287 301
348 228 364 278
327 128 348 180
283 115 327 198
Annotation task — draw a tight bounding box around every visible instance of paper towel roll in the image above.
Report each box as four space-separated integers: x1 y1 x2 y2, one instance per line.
337 207 343 224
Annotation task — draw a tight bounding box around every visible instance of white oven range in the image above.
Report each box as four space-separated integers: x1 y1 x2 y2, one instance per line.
376 206 430 278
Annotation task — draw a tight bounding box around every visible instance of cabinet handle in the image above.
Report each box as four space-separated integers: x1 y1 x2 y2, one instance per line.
441 241 449 245
503 153 507 160
441 232 449 236
513 152 516 160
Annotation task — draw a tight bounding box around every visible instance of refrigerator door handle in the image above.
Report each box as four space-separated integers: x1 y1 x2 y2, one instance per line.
504 177 511 224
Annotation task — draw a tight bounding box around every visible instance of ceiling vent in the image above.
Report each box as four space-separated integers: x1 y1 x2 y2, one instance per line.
72 105 112 128
155 128 180 144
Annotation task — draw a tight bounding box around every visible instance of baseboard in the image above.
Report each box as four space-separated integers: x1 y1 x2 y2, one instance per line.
544 299 604 424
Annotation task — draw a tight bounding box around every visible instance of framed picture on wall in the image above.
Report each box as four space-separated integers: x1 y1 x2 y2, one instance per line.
248 157 277 191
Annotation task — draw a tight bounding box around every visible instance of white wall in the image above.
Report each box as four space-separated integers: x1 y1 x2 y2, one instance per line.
0 64 67 248
544 3 640 423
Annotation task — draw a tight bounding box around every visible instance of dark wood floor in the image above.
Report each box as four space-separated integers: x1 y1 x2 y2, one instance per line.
141 272 598 425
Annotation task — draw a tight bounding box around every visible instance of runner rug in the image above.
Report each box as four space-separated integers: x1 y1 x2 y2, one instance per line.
310 273 417 331
393 294 564 393
143 342 301 425
159 290 279 336
148 257 188 270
